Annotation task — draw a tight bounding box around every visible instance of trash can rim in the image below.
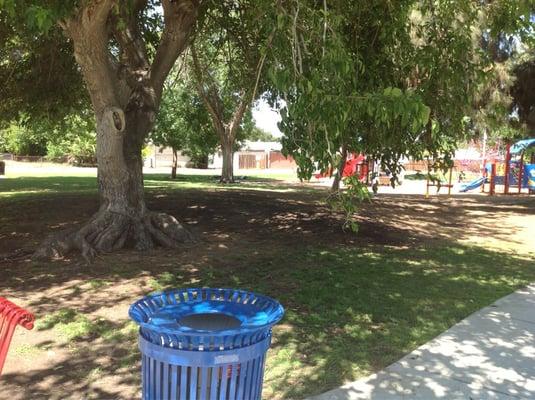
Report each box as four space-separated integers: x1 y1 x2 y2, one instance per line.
129 287 285 338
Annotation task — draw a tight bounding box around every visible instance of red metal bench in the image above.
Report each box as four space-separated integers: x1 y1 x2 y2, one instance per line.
0 297 34 374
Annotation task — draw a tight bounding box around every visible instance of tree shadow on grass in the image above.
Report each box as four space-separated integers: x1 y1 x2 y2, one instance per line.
309 286 535 399
1 178 534 399
2 242 535 399
1 319 141 400
200 244 535 399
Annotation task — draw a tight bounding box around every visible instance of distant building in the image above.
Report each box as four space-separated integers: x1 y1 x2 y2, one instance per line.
144 145 190 168
210 141 296 170
147 141 296 170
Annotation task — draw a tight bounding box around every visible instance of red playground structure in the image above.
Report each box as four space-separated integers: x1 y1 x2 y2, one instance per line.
0 297 34 374
315 153 370 182
342 154 369 181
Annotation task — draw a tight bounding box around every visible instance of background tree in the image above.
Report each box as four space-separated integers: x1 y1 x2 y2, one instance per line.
152 61 268 178
493 0 534 133
190 0 276 182
510 53 535 131
404 1 483 170
0 116 48 156
0 111 97 164
152 65 219 177
469 1 535 144
46 112 97 165
245 125 278 142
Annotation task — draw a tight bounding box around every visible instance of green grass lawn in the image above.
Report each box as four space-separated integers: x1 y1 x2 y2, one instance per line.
145 244 535 398
0 170 302 200
1 167 535 399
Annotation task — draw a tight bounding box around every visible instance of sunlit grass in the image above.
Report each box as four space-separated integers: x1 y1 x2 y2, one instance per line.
35 308 138 350
143 243 535 399
2 168 534 398
0 170 303 200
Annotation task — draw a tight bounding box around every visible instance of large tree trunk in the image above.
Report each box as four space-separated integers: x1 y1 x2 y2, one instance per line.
34 1 199 261
35 107 194 262
220 136 235 183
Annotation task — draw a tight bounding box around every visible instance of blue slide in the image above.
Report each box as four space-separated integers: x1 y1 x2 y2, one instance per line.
459 177 486 192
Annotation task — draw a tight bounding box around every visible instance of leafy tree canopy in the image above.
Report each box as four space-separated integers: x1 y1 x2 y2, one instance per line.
0 4 87 123
151 66 219 168
266 0 483 181
245 125 278 142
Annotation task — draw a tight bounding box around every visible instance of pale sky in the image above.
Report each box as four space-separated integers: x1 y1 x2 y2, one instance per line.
252 100 282 138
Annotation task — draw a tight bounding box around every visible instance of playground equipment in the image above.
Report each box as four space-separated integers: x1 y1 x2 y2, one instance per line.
484 138 535 195
425 162 454 197
0 297 34 374
459 176 486 193
315 153 370 182
342 154 369 182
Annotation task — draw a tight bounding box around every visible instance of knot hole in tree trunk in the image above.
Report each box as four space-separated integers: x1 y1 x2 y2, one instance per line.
104 107 126 134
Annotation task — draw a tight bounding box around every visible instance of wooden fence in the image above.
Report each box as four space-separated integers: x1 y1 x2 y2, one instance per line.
239 153 268 169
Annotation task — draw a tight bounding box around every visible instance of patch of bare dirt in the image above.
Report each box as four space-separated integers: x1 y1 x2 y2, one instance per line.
0 185 534 399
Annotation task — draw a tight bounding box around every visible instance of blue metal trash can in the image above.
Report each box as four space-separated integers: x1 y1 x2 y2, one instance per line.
129 287 284 400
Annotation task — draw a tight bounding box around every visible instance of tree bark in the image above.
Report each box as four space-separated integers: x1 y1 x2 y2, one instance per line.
171 148 178 179
220 136 234 183
35 1 199 261
35 107 194 262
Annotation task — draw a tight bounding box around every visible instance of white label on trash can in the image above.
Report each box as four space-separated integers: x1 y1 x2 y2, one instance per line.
215 354 239 364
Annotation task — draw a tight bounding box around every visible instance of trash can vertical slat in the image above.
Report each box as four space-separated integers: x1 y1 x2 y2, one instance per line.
145 356 149 395
249 358 258 400
236 359 248 400
162 362 170 399
180 366 188 399
256 353 266 399
252 356 261 400
147 357 153 399
146 357 152 399
200 367 209 399
141 355 146 397
189 366 198 400
219 365 229 400
210 366 219 400
228 363 238 400
155 359 162 399
171 365 178 399
244 359 254 400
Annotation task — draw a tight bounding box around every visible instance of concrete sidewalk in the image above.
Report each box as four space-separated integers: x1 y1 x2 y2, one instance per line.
309 284 535 400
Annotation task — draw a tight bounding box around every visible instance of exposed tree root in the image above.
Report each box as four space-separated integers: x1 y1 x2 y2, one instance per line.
34 210 195 263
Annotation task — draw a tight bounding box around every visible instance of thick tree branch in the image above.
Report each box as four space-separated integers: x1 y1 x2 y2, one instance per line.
190 43 226 135
228 27 277 138
228 90 251 138
110 5 152 109
150 0 200 102
60 0 120 116
111 2 150 77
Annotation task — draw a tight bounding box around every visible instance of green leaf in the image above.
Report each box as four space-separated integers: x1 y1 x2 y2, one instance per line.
420 105 431 124
391 88 402 97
